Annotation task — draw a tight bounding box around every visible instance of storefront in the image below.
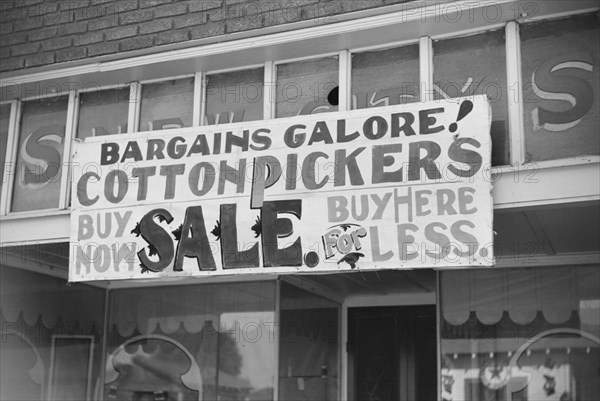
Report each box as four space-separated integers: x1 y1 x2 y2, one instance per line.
1 1 599 400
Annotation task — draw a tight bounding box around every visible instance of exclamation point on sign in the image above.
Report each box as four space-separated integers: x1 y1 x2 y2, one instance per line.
449 100 474 133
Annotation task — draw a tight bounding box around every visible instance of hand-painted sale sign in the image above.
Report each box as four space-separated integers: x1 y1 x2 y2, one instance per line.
69 96 493 282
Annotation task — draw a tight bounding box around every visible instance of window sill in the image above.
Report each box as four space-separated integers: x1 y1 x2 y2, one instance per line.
0 208 70 221
491 155 600 175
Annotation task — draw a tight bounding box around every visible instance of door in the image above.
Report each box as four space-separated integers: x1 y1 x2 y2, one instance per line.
348 306 437 401
279 281 341 401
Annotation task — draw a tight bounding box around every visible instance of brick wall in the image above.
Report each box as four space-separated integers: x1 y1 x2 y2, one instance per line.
0 0 411 73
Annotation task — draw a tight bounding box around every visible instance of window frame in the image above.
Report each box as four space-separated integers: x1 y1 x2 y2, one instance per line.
273 51 341 119
135 73 196 133
347 38 423 110
75 82 133 137
1 90 75 215
0 99 18 216
429 25 512 166
202 64 266 126
517 13 600 164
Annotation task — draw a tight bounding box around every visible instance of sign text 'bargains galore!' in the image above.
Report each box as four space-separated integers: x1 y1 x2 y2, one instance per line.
69 96 493 282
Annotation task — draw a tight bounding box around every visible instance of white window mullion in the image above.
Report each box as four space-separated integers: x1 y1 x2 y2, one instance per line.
193 71 203 127
200 74 208 126
340 302 349 401
338 50 352 112
128 82 141 133
58 89 78 209
435 270 442 401
1 100 20 215
506 21 525 165
263 61 276 120
419 36 433 102
273 279 281 401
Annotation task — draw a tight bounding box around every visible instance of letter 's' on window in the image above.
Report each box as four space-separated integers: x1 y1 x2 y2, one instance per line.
11 96 68 212
520 14 599 162
276 56 339 118
0 103 10 194
139 78 194 131
433 30 509 166
77 87 130 140
352 44 420 109
205 67 264 125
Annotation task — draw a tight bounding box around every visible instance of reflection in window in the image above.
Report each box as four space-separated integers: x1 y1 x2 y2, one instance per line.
279 282 339 401
434 30 509 166
0 262 105 401
276 57 338 118
1 103 10 193
205 68 264 125
139 78 194 131
77 87 129 140
440 266 600 401
106 281 276 401
11 96 67 212
352 44 420 109
521 14 599 162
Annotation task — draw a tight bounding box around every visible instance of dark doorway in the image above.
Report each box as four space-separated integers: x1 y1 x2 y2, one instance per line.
348 305 437 401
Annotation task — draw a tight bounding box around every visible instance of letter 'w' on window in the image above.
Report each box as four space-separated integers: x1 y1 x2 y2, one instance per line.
139 78 194 132
205 68 264 125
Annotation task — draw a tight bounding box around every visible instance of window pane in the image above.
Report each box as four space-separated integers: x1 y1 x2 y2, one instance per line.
139 77 194 131
205 68 264 125
276 57 338 118
440 266 600 401
434 30 509 166
1 103 10 193
77 87 129 139
106 281 276 401
279 282 339 401
352 44 420 109
0 252 105 401
11 96 67 212
521 14 600 162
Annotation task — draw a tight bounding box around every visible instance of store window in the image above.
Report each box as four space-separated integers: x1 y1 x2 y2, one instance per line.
0 260 105 401
77 87 130 140
205 68 264 125
434 29 509 166
11 96 67 212
276 56 339 118
440 266 600 401
279 282 340 401
352 43 420 109
139 77 194 131
521 14 600 162
1 103 10 193
105 281 276 401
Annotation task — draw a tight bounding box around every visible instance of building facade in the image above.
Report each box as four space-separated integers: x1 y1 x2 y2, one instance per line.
1 1 599 400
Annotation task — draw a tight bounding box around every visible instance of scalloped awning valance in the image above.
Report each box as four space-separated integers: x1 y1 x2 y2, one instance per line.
441 266 599 326
0 266 104 329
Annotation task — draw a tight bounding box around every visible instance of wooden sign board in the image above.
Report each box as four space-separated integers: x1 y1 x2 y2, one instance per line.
69 96 493 282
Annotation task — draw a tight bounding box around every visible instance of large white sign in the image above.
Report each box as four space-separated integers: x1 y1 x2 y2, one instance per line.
69 96 493 282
